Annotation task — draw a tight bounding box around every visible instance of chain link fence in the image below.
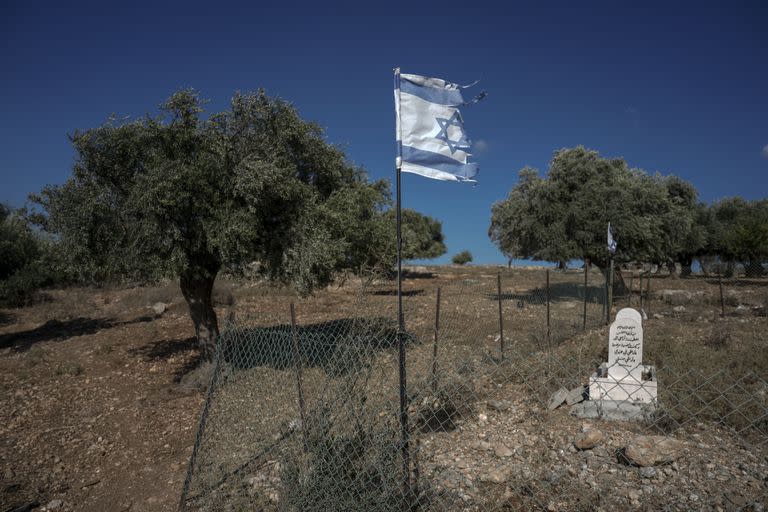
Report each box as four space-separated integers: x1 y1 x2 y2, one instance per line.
180 265 767 511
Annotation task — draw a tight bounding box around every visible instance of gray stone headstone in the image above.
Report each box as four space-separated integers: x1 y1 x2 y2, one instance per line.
616 307 642 324
608 309 643 380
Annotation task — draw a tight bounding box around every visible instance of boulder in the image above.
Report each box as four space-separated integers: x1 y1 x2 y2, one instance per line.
151 302 168 316
657 289 703 306
547 387 569 410
493 443 514 458
565 385 586 405
46 500 63 510
479 469 508 484
573 429 604 450
486 399 511 411
622 435 684 467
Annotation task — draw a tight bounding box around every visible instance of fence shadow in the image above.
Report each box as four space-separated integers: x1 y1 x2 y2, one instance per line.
370 289 424 297
488 282 605 305
219 317 406 375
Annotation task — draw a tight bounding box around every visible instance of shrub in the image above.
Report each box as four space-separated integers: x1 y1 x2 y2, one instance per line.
0 260 57 307
452 250 473 265
0 205 65 307
704 323 731 350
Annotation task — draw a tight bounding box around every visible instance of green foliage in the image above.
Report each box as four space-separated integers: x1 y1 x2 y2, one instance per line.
452 250 472 265
31 89 446 291
707 198 768 273
0 205 60 306
29 89 446 357
32 89 388 292
489 146 705 270
0 204 41 280
331 199 446 279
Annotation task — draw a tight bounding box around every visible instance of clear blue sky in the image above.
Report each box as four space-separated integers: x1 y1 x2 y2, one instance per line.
1 1 766 264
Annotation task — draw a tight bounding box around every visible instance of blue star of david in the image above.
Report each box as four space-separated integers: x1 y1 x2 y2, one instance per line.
435 111 471 154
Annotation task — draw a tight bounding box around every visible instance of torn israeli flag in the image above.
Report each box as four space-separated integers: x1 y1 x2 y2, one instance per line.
394 69 484 182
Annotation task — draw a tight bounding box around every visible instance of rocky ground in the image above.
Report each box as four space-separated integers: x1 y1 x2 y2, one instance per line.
1 268 766 511
0 288 204 512
417 389 766 511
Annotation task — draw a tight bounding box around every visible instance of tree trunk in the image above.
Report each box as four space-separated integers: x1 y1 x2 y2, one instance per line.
180 269 220 363
600 264 628 297
680 257 693 278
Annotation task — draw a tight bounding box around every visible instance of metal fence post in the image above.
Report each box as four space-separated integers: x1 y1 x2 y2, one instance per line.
639 272 645 312
497 272 505 360
290 303 308 451
646 272 652 317
582 262 588 330
607 259 614 324
628 272 634 306
431 287 441 392
546 269 551 348
719 274 726 317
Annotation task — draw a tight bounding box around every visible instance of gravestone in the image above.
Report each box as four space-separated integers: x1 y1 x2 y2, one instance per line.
574 308 658 420
608 309 643 380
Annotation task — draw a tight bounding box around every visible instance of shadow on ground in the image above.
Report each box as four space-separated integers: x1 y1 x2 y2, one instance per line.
127 335 201 382
213 317 405 375
370 289 424 297
0 310 15 327
0 315 154 352
488 282 606 305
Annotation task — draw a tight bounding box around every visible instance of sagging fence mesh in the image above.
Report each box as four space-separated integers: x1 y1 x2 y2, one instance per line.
180 266 767 511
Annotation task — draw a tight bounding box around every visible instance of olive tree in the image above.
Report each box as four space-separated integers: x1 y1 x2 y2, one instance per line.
707 198 768 275
489 146 702 275
32 90 442 361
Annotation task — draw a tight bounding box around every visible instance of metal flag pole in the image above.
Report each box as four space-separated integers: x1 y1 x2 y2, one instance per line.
394 67 411 497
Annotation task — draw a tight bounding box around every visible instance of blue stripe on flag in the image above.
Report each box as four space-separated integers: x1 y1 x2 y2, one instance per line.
400 76 465 106
402 145 479 180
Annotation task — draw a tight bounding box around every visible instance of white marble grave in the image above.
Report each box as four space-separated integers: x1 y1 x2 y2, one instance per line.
588 308 657 404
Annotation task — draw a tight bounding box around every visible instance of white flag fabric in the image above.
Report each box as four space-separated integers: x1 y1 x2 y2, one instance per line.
394 69 482 182
607 222 617 254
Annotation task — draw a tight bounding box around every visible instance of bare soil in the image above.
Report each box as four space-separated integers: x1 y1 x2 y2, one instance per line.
1 266 766 511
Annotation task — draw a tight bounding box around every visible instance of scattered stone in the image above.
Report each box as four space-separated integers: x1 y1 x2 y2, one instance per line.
639 466 657 479
151 302 167 315
548 387 568 410
547 469 565 485
493 443 513 458
46 500 63 510
673 305 686 313
657 289 703 305
478 413 488 422
723 289 742 306
479 469 507 484
734 305 750 316
565 385 586 405
622 436 684 467
573 429 604 450
486 399 510 411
